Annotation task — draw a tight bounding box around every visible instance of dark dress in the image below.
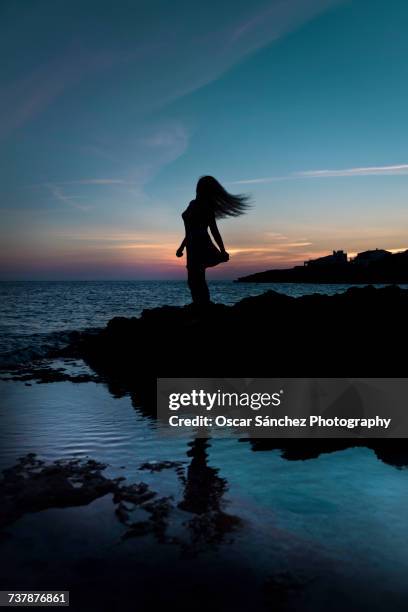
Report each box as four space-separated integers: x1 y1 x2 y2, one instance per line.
182 199 225 269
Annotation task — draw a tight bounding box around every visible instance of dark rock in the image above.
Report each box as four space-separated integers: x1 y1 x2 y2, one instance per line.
0 455 171 539
0 452 244 552
55 286 408 471
1 363 101 384
63 286 408 392
139 461 184 472
0 455 116 529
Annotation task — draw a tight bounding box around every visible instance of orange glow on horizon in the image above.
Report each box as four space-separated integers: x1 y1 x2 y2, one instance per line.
2 223 408 278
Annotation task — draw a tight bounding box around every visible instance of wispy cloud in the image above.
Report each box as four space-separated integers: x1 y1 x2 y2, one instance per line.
229 176 287 185
298 164 408 178
0 46 128 140
163 0 344 106
30 179 137 189
264 232 289 240
46 184 93 212
1 0 344 139
229 242 312 254
58 179 136 186
31 121 190 197
230 163 408 185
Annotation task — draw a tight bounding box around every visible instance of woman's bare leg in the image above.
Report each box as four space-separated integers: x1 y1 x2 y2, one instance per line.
187 266 210 304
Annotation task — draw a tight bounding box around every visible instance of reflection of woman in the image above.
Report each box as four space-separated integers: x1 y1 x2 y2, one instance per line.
177 176 249 305
178 437 242 554
178 437 225 515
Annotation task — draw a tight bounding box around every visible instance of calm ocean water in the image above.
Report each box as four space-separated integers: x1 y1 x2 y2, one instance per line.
1 280 405 367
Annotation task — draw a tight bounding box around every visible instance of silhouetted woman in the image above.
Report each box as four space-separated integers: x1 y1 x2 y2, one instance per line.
177 176 249 305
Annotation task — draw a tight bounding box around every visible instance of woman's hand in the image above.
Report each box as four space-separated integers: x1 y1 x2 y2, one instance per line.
176 247 184 258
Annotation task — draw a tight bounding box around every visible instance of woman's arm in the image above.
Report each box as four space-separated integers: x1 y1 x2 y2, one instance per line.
209 218 227 253
176 237 186 257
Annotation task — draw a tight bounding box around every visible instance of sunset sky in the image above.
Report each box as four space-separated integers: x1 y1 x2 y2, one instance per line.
1 0 408 280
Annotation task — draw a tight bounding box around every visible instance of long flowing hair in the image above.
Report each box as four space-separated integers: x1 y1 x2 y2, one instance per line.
196 176 250 219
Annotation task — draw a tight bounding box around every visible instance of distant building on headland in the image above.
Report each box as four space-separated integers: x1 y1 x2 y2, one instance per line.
236 248 408 284
351 248 392 266
305 250 348 267
304 249 393 268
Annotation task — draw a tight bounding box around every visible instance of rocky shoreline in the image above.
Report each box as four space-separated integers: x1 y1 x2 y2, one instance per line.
61 285 408 389
2 285 407 514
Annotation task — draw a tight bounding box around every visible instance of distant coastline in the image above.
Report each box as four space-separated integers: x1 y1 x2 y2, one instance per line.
236 248 408 283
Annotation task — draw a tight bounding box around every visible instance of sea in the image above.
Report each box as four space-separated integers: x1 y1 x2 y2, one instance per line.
1 280 408 611
2 279 406 368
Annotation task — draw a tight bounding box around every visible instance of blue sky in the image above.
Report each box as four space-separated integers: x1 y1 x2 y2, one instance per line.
1 0 408 279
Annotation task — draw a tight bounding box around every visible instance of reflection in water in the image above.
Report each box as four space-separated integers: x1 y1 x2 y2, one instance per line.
2 378 408 611
105 372 408 472
247 438 408 468
179 438 226 514
178 437 242 556
81 363 408 473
